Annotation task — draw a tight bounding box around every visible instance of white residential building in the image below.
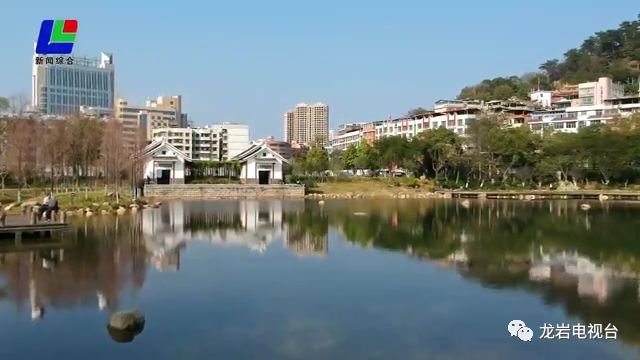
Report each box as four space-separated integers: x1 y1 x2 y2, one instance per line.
151 123 249 161
330 123 367 151
529 96 640 134
530 90 553 108
375 99 482 140
331 128 364 151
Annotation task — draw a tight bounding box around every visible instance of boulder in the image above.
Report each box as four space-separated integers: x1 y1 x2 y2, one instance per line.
91 203 100 208
153 201 162 207
66 210 76 217
116 207 127 215
598 194 609 201
580 203 591 211
460 199 471 209
129 204 140 209
85 211 94 217
109 310 145 332
76 209 85 216
107 310 145 343
102 202 110 207
101 209 111 215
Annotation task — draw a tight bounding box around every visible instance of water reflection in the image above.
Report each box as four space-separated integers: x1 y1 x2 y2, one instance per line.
142 201 329 271
0 200 332 322
1 199 640 356
321 199 640 347
0 217 146 321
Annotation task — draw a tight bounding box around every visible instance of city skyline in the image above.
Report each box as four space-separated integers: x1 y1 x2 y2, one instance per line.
2 1 638 139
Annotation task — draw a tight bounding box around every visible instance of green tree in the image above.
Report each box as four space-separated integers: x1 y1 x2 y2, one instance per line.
414 128 460 180
342 144 358 171
329 149 344 177
306 142 329 176
354 139 373 171
375 136 414 175
493 84 515 100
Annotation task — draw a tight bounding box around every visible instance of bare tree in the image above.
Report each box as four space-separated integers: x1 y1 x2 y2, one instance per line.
102 117 128 202
41 119 69 192
5 118 37 202
67 115 104 187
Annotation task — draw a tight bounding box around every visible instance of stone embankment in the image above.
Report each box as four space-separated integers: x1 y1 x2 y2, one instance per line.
145 184 305 199
305 192 441 199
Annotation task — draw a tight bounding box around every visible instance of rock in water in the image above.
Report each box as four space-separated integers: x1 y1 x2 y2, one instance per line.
107 310 146 343
108 310 145 332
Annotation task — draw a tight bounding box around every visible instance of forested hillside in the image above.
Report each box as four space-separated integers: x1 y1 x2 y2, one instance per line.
458 15 640 101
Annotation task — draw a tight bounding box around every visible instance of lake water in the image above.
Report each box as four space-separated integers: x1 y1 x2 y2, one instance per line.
1 199 640 359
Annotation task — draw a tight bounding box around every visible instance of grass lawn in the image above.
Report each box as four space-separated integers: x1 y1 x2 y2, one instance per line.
0 188 137 214
313 178 434 196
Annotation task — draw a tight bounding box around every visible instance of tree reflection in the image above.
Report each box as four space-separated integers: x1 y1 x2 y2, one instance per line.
0 216 147 320
325 199 640 346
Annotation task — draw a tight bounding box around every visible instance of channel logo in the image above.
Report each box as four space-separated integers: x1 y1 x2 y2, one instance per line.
35 19 78 55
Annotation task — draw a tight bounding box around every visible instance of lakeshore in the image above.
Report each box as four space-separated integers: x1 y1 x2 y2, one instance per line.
4 183 640 218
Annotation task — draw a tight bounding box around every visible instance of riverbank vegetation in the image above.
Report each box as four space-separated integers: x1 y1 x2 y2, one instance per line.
0 115 138 203
293 114 640 191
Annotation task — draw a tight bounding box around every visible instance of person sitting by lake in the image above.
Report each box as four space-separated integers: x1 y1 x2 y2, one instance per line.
45 195 59 221
38 193 51 220
38 193 59 221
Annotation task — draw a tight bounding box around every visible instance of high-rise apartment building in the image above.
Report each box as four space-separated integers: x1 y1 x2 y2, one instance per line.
284 102 329 146
32 52 115 116
151 123 250 161
115 95 184 147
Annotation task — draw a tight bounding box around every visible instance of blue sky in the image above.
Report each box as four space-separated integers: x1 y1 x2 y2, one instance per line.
2 0 637 139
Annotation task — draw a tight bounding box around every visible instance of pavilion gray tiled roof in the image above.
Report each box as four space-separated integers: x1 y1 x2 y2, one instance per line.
231 142 290 164
138 137 193 162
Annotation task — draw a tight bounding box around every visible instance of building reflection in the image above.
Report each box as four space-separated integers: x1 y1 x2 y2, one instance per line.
141 200 329 269
0 200 331 321
529 248 626 303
